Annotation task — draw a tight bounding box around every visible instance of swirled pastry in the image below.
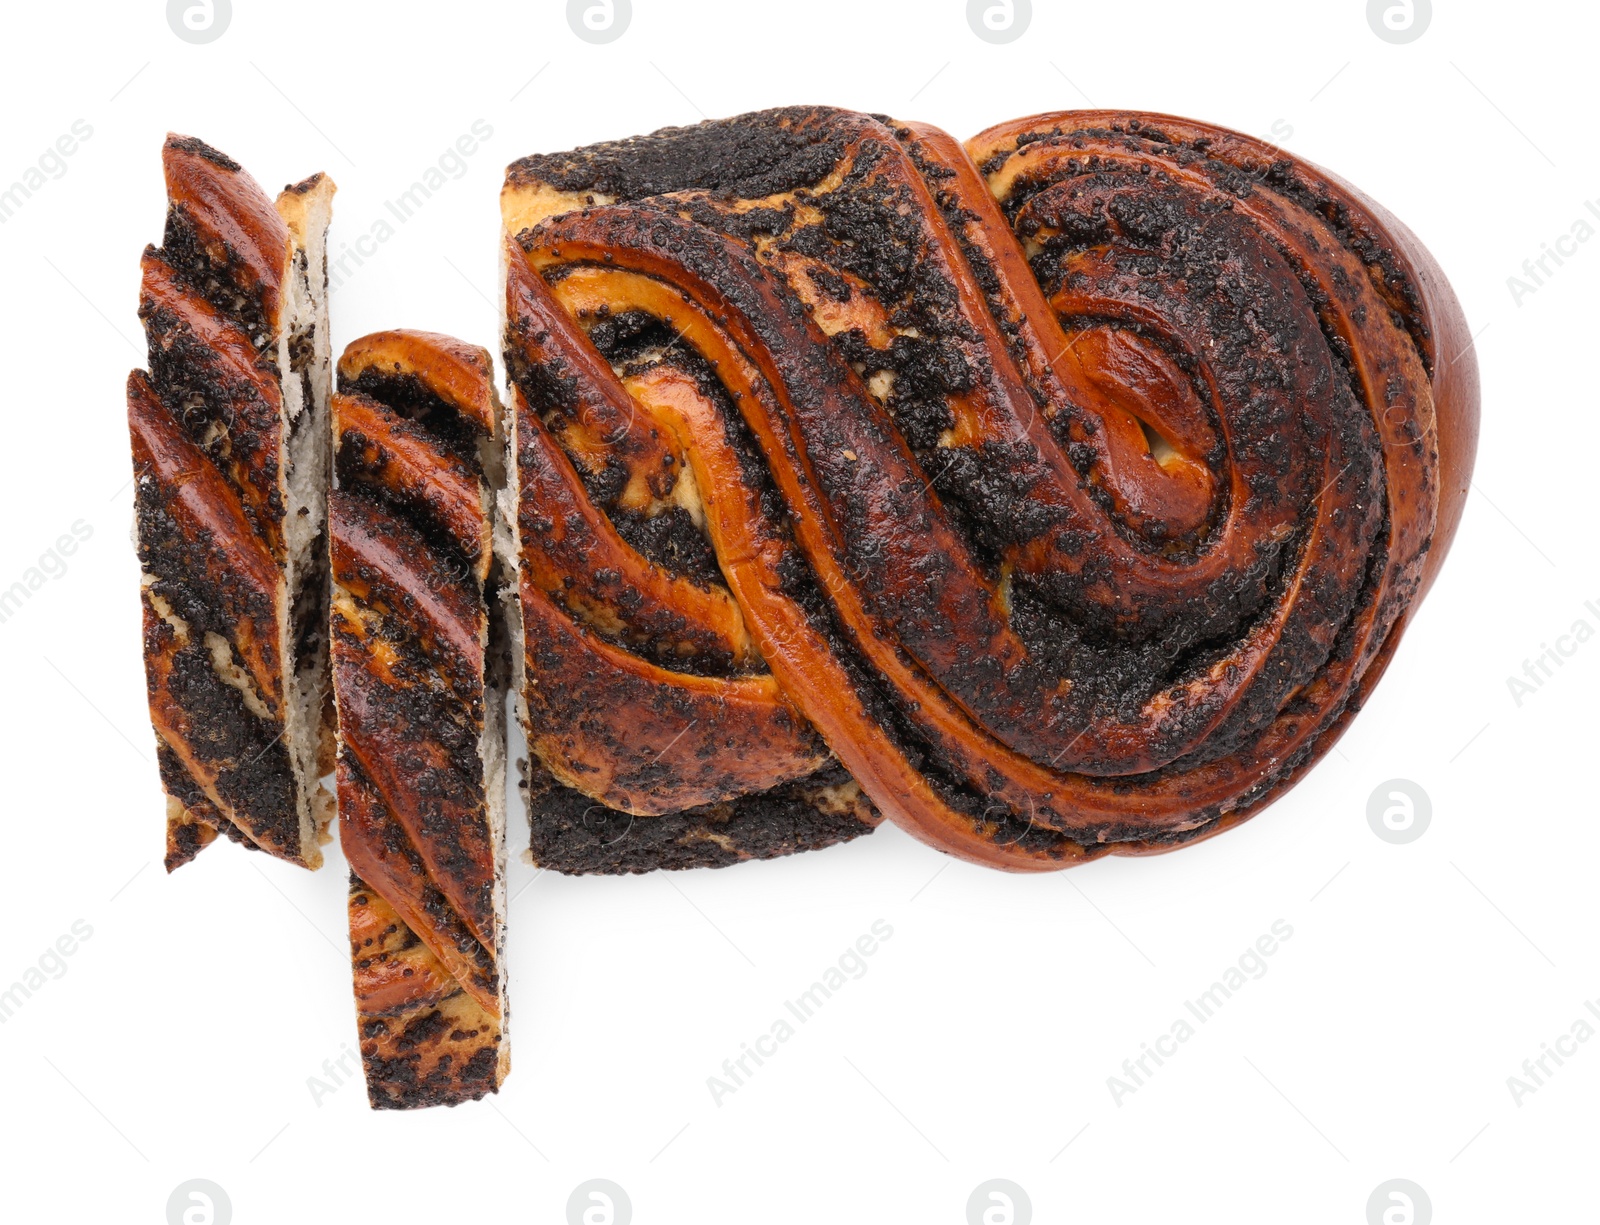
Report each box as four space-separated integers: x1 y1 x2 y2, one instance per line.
501 107 1477 872
128 136 336 871
329 331 511 1107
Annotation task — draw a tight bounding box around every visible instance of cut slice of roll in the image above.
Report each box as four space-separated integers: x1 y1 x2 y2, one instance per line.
128 135 336 872
329 331 511 1108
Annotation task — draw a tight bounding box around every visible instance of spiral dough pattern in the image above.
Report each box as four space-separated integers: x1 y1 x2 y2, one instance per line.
500 107 1478 870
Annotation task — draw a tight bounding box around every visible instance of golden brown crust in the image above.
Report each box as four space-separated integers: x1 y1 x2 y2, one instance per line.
965 109 1479 601
504 255 759 670
1327 193 1478 600
502 106 1477 871
160 135 293 330
330 330 508 1108
347 881 504 1110
338 329 500 437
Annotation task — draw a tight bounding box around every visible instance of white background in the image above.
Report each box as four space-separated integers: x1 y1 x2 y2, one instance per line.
0 1 1594 1221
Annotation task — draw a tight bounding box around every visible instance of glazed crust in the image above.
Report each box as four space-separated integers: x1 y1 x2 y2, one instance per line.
130 135 336 871
504 231 883 872
502 107 1478 871
330 330 509 1108
961 110 1478 600
348 880 502 1109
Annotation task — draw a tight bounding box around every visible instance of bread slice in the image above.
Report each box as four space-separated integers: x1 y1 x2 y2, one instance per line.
129 135 336 872
328 331 510 1108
